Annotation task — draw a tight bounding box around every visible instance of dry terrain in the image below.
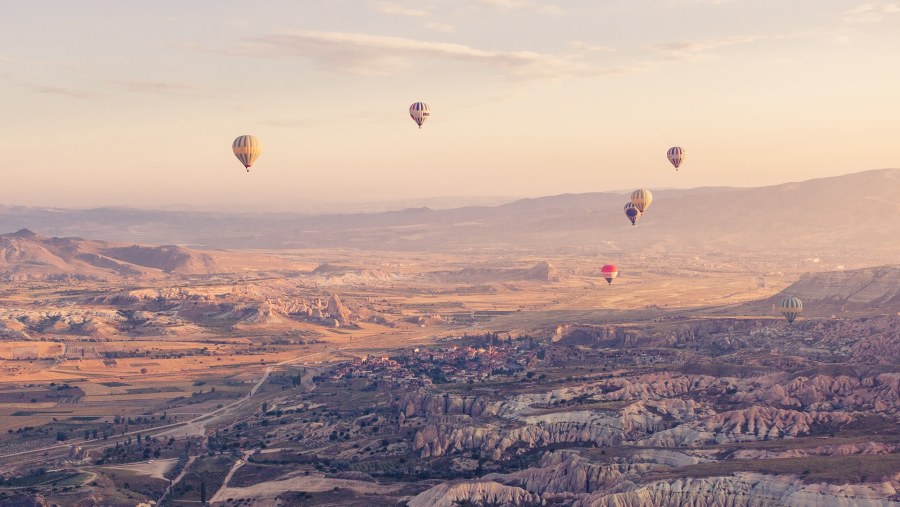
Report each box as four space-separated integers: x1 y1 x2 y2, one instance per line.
0 178 897 507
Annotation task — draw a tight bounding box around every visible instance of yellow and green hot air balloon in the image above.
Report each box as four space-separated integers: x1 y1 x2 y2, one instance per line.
779 296 803 324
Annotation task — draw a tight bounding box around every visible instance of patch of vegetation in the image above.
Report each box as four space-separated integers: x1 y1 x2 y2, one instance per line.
0 470 84 488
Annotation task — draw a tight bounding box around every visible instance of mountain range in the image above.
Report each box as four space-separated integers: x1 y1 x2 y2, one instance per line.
1 169 897 263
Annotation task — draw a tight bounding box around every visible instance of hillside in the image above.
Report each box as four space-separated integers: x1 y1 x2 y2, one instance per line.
739 264 900 317
0 229 227 279
0 169 897 264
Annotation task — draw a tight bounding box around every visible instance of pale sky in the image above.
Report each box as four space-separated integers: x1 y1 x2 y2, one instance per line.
1 1 898 211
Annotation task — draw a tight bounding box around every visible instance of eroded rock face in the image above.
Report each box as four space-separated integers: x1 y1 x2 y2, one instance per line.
732 373 900 416
400 316 900 506
732 442 897 460
407 480 544 507
406 376 868 458
486 451 653 496
325 293 351 324
641 407 853 447
398 392 495 420
409 450 900 507
571 472 899 507
559 316 900 364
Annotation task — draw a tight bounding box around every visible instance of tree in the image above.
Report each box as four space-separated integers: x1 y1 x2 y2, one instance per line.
200 481 207 503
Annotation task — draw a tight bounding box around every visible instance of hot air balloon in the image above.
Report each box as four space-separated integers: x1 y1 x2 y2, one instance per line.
233 135 261 172
409 102 430 129
630 189 653 213
779 296 803 324
667 146 685 171
600 264 618 285
624 202 641 226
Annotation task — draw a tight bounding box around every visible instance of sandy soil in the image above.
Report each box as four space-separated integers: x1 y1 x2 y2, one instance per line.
101 457 177 480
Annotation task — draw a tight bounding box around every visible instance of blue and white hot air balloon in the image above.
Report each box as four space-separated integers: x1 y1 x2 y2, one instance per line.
624 202 642 226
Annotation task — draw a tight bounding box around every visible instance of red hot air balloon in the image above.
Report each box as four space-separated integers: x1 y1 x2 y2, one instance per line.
600 264 619 285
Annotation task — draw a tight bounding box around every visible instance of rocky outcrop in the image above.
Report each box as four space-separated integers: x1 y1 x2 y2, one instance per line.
412 400 705 459
641 407 852 447
325 293 351 324
731 441 897 460
732 373 900 417
407 480 544 507
523 261 560 282
239 301 290 325
572 472 899 507
398 392 495 420
487 451 652 496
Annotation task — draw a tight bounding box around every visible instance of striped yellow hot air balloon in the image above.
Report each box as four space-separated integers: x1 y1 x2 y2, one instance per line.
232 135 261 172
779 296 803 324
630 189 653 213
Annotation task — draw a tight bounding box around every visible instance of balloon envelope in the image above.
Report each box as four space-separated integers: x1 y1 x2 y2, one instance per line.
624 203 641 226
667 146 685 170
409 102 430 128
779 296 803 324
600 264 619 284
233 135 261 171
630 189 653 213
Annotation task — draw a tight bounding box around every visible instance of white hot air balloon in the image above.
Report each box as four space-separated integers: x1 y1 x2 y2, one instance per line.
667 146 685 171
409 102 430 129
232 135 262 172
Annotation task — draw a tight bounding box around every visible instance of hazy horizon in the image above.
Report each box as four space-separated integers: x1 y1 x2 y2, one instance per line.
0 166 894 214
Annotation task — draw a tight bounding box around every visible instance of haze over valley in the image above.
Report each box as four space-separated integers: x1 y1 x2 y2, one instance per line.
0 171 898 506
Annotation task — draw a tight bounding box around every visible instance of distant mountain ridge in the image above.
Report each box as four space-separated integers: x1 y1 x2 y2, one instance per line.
0 229 224 279
770 265 900 315
731 264 900 317
0 169 897 262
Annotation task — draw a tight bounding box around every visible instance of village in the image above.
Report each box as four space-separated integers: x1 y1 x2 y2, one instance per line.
327 337 542 387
